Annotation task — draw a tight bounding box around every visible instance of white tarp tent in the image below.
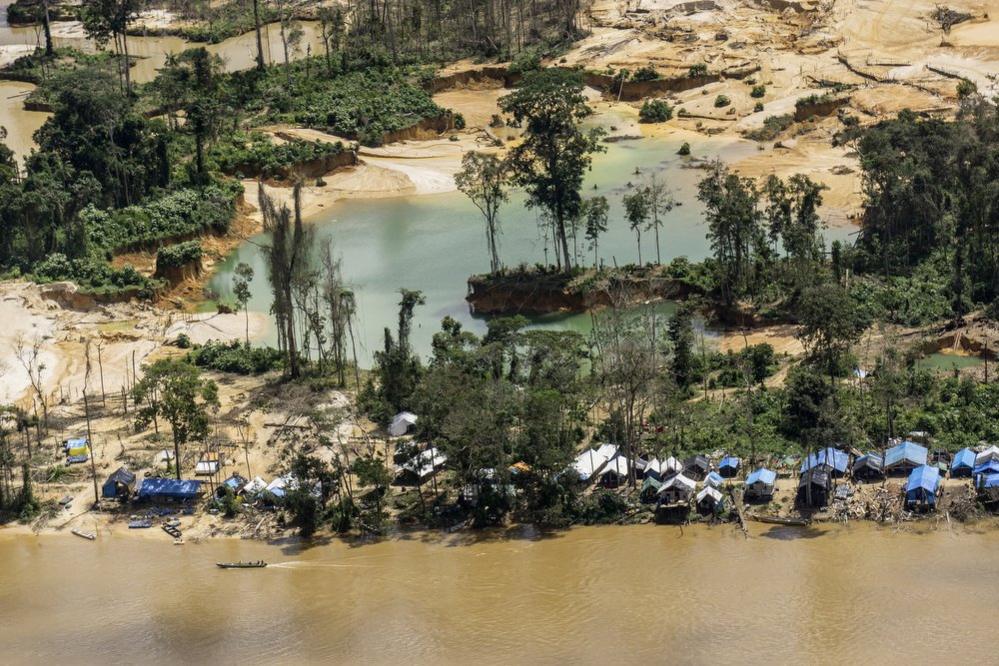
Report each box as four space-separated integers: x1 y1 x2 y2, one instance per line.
195 460 220 475
397 447 448 483
663 456 682 473
644 457 662 477
388 411 419 437
572 443 618 481
975 445 999 466
696 486 723 504
241 476 267 495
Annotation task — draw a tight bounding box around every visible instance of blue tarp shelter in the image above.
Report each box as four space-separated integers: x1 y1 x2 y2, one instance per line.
905 465 940 508
978 474 999 490
951 448 976 477
852 453 884 481
745 468 776 501
704 471 724 488
718 456 741 478
800 447 849 476
884 441 928 473
137 478 203 501
102 467 136 499
973 460 999 477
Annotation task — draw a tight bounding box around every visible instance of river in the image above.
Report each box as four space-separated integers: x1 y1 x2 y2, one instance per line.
0 522 994 663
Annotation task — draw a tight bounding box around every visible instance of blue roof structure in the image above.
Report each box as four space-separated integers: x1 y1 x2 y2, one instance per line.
973 460 999 477
64 437 87 451
885 441 928 469
705 471 724 487
746 468 776 486
979 474 999 489
951 448 976 471
905 465 940 505
719 456 740 471
137 478 203 500
800 448 849 474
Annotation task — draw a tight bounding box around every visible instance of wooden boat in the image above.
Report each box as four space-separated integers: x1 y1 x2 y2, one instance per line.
161 524 183 539
71 529 96 541
216 561 268 569
128 519 152 529
748 513 811 527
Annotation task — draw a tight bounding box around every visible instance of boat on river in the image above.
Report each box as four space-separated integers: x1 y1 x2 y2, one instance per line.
161 524 182 539
71 529 96 541
216 561 268 569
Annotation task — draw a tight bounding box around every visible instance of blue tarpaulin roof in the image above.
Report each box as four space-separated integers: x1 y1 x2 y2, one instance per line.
719 456 740 470
906 465 940 494
705 471 724 487
885 441 928 468
800 447 849 474
746 468 776 486
952 448 976 471
973 460 999 476
979 474 999 489
137 478 203 500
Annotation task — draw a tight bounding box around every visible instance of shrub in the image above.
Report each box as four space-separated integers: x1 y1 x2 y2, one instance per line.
508 48 542 75
750 84 766 98
187 339 284 375
754 102 764 112
453 112 466 130
743 114 794 142
688 63 708 77
156 241 203 272
956 79 977 99
678 141 691 156
631 66 659 82
714 94 731 108
639 99 673 123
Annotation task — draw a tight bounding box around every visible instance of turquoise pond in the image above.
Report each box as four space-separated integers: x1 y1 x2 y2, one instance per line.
209 134 856 363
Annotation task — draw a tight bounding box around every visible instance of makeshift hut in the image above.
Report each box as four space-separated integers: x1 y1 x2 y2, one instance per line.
388 411 418 437
852 453 884 482
136 478 203 502
884 441 928 475
216 474 248 498
745 468 776 502
975 445 999 466
973 459 999 479
394 447 448 486
800 447 849 477
571 443 618 482
905 465 940 510
643 457 663 481
797 469 832 508
704 471 724 489
695 486 725 515
65 437 90 464
241 476 267 495
195 454 220 476
663 456 683 475
101 467 136 500
641 476 663 503
598 455 631 488
683 455 710 481
951 448 976 478
718 456 741 479
658 473 696 504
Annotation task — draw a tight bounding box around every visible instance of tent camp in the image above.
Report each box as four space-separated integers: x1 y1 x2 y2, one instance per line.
745 468 776 501
658 473 696 504
973 459 999 478
65 437 90 464
599 455 631 488
718 456 741 478
695 486 725 515
663 456 683 475
884 441 928 474
704 471 724 489
388 412 418 437
195 455 220 476
797 469 832 508
951 448 976 478
216 474 248 497
102 467 136 500
241 476 267 495
683 455 710 480
641 476 664 502
571 444 618 482
852 453 885 481
394 447 447 486
643 457 663 481
975 445 999 466
905 465 940 510
800 448 849 477
137 478 203 502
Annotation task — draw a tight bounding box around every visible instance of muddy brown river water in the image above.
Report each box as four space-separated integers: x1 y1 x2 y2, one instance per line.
0 523 995 664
